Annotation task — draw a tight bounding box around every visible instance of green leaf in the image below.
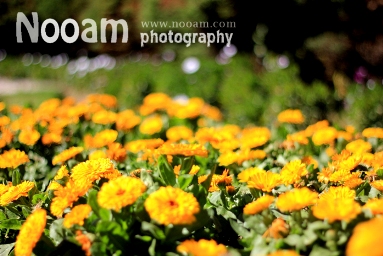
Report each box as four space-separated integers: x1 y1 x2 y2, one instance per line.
0 210 6 221
157 155 176 186
99 208 112 221
0 219 23 230
180 156 195 174
49 218 65 245
229 219 251 238
11 170 21 186
309 245 339 256
177 174 194 190
141 221 166 240
134 235 152 242
216 206 237 220
0 243 15 256
148 239 156 256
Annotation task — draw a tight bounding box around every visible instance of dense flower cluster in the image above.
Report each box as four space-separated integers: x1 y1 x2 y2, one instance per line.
1 93 383 256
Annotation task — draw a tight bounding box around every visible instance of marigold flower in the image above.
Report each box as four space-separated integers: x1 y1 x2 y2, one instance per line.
0 181 35 206
202 104 223 121
346 217 383 256
362 127 383 139
177 239 227 256
267 250 300 256
246 170 282 192
0 149 29 169
371 180 383 191
363 198 383 215
125 138 164 153
144 186 200 225
312 197 361 222
243 195 274 215
85 129 118 148
237 167 264 183
166 126 194 141
277 109 305 124
15 209 46 256
240 127 271 149
280 160 308 186
139 115 163 135
312 127 338 146
106 143 126 162
75 230 92 256
320 186 356 201
116 109 141 131
47 166 69 191
139 92 172 115
317 167 333 184
198 169 232 192
301 156 318 169
70 158 121 193
50 179 83 217
97 176 146 211
0 183 12 197
276 187 318 212
156 143 208 157
0 116 10 127
285 131 309 145
0 102 5 112
167 97 205 119
86 94 117 108
63 204 92 228
263 218 289 239
42 132 62 145
345 139 372 154
89 150 107 160
91 109 117 125
52 147 84 165
18 129 40 146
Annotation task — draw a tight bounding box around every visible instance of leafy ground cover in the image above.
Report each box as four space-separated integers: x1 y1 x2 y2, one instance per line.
0 92 382 256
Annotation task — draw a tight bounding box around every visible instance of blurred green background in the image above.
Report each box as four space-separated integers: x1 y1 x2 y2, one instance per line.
1 0 383 129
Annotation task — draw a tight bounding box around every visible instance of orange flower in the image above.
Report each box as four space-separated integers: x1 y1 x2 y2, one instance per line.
139 115 163 135
50 179 83 217
97 176 146 211
15 209 46 256
18 129 40 146
167 97 205 119
125 138 164 153
156 143 208 157
166 126 193 141
144 186 200 225
89 150 107 160
345 139 372 154
285 131 309 145
346 217 383 256
245 170 282 192
371 180 383 191
177 239 227 256
116 109 141 131
0 181 35 206
277 109 305 124
363 198 383 215
276 187 318 212
106 143 126 162
139 92 172 115
63 204 92 228
243 195 274 215
0 149 29 169
362 127 383 139
263 218 289 239
198 169 232 192
280 160 308 186
47 165 69 191
85 129 118 148
52 147 84 165
86 94 117 108
312 197 361 223
0 116 10 127
75 230 92 256
312 127 338 146
91 109 117 125
267 250 300 256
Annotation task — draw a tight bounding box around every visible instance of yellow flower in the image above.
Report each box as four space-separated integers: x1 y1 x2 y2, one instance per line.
0 149 29 169
125 138 164 153
63 204 92 228
243 195 274 215
106 143 126 162
276 187 318 212
245 170 282 192
144 186 200 225
166 126 194 142
50 179 82 217
363 198 383 215
52 146 84 165
286 131 309 145
312 197 361 222
116 109 141 131
277 109 305 124
139 92 172 115
15 209 46 256
301 156 318 169
139 115 163 135
237 167 264 183
263 218 289 239
70 158 121 193
91 109 117 125
267 250 300 256
18 129 40 146
47 166 69 191
177 239 227 256
0 116 10 127
320 186 356 201
346 139 372 154
304 120 330 137
89 150 107 160
86 94 117 108
198 169 232 192
362 127 383 139
97 176 146 211
84 129 118 148
280 160 308 186
346 217 383 256
0 102 5 111
371 180 383 191
167 97 205 119
312 127 338 146
0 181 35 206
156 143 208 157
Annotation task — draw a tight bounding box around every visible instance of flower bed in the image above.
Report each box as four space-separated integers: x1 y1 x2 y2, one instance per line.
0 93 382 256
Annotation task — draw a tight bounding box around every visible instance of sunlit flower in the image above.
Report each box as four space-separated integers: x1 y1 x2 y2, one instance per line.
312 127 338 146
139 92 172 115
106 142 126 162
177 239 227 256
320 186 356 201
202 105 223 121
91 109 117 125
285 131 309 145
166 126 194 141
237 167 264 183
317 167 333 184
240 127 271 149
139 115 163 135
346 217 383 256
167 97 205 119
89 150 107 160
116 109 141 131
156 143 208 157
86 94 117 108
75 230 92 256
47 165 69 191
144 186 200 225
263 218 289 239
42 132 62 145
50 179 83 217
301 156 318 169
15 209 46 256
52 147 84 165
63 204 92 228
0 149 29 169
84 129 118 148
267 250 300 256
362 127 383 139
276 187 318 212
277 109 305 124
363 198 383 215
0 181 35 206
125 138 164 153
0 116 10 127
198 169 232 192
346 139 372 154
304 120 329 137
245 170 282 192
371 180 383 191
280 160 308 186
0 102 5 112
18 129 40 146
243 195 274 215
97 176 146 211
